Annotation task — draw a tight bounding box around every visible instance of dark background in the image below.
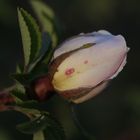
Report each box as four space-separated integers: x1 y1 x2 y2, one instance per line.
0 0 140 140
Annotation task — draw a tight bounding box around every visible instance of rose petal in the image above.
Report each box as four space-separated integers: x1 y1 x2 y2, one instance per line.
54 31 114 58
52 35 128 91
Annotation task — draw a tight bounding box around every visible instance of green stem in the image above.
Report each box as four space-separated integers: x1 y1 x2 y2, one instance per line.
2 85 16 92
70 102 96 140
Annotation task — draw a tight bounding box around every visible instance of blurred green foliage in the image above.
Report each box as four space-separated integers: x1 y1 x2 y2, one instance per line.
0 0 140 140
0 0 15 25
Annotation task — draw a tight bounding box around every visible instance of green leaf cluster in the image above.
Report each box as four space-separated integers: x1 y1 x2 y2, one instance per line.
3 0 65 140
17 0 61 75
12 0 60 97
17 111 65 140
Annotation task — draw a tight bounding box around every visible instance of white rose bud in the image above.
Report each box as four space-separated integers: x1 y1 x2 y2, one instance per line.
49 30 129 104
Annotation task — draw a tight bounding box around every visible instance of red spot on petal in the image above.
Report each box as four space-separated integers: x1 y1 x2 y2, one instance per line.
84 60 88 64
65 68 75 76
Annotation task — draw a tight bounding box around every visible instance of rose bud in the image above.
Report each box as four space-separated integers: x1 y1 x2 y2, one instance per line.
49 30 129 104
0 91 15 105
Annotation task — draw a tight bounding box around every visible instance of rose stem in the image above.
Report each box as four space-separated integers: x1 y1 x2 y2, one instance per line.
69 102 96 140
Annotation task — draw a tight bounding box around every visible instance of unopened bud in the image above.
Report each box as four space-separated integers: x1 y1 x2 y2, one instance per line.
49 30 129 103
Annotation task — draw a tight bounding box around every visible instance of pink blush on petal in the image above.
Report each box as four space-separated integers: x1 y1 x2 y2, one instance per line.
65 68 75 76
84 60 88 64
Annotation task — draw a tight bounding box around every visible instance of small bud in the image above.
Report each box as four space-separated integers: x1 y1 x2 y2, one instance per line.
0 91 15 105
49 30 129 103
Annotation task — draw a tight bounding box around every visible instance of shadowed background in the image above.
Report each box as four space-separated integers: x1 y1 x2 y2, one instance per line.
0 0 139 140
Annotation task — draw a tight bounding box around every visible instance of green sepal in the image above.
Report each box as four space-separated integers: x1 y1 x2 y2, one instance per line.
12 74 32 86
12 63 49 86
